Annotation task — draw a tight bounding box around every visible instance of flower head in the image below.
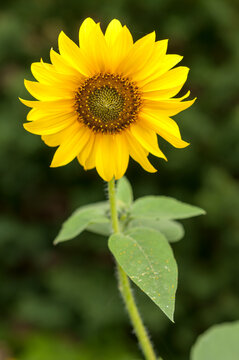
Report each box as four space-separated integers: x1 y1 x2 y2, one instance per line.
21 18 195 181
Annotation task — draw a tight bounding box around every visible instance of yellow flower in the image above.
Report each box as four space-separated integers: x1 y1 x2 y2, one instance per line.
21 18 195 181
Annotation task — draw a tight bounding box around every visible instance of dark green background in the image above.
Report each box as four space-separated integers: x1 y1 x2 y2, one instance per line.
0 0 239 359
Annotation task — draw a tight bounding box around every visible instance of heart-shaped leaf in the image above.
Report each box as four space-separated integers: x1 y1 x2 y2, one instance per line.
117 177 133 207
191 321 239 360
54 202 109 244
131 196 205 220
109 227 178 321
127 218 184 243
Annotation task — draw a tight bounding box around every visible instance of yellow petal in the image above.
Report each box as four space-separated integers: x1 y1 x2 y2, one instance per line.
41 122 79 147
23 112 77 135
58 31 91 76
138 55 183 88
90 134 129 179
141 66 189 92
142 85 185 101
105 19 123 47
133 40 168 83
27 106 74 121
95 134 114 181
31 60 81 87
117 32 156 77
84 136 97 170
89 24 110 72
79 19 110 73
31 61 57 85
42 132 64 147
107 25 134 72
170 90 191 101
124 130 157 173
50 49 84 78
24 79 75 101
142 89 191 103
140 112 189 148
143 97 196 116
77 131 95 168
19 98 74 111
79 17 97 48
51 124 91 167
112 134 129 179
130 122 167 160
26 108 40 121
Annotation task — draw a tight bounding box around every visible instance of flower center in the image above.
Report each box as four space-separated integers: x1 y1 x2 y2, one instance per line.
88 86 124 122
75 73 141 134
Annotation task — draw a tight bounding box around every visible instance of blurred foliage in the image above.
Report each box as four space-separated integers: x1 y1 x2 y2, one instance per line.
0 0 239 359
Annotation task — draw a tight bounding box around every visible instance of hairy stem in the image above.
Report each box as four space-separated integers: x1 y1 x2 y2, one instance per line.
108 178 157 360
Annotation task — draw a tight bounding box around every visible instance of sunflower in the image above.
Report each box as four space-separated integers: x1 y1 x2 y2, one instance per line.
21 18 195 181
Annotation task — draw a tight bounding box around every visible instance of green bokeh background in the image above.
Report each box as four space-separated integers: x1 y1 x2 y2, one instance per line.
0 0 239 359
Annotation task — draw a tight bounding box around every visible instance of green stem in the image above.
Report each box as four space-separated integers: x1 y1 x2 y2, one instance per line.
108 178 157 360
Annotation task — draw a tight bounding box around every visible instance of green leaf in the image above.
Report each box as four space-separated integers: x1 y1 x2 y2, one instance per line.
127 218 184 243
109 227 177 321
54 202 109 245
191 321 239 360
117 177 133 207
86 220 112 236
131 196 205 220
